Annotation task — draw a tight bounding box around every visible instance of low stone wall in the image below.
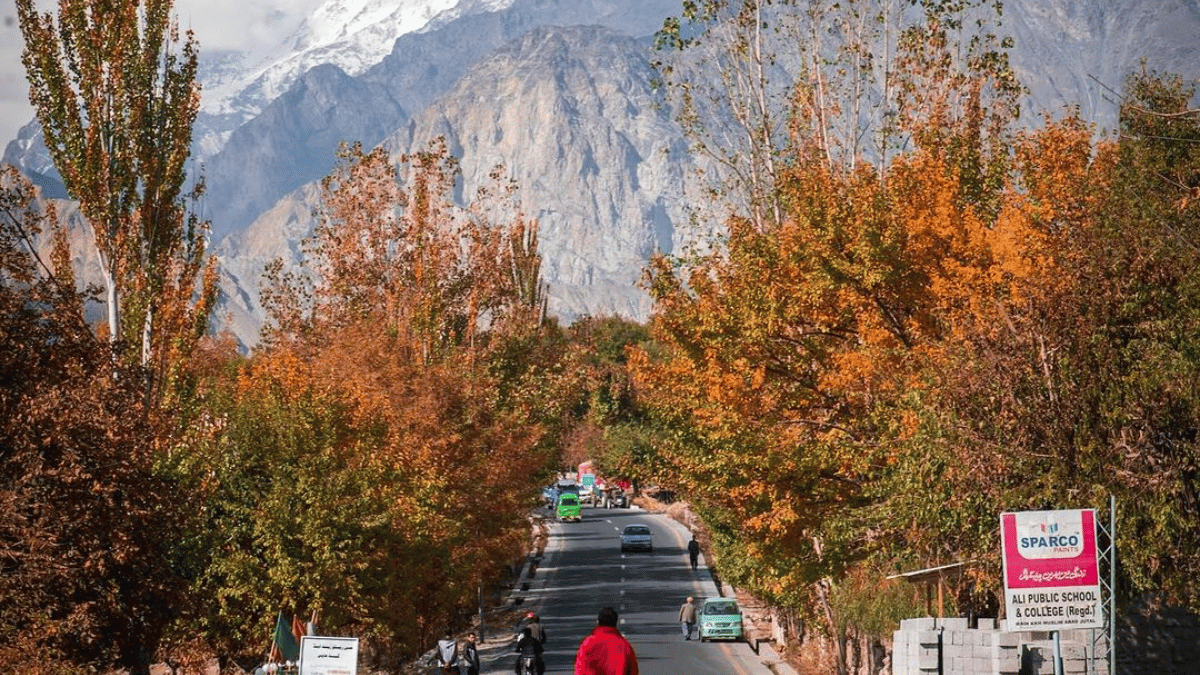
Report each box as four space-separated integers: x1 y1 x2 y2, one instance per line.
892 618 1108 675
1115 603 1200 675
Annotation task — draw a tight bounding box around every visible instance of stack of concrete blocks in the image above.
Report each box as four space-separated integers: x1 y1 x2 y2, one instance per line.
891 617 1020 675
1015 629 1107 675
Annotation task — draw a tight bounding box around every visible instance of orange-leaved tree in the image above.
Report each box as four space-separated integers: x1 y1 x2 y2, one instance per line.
635 1 1024 666
172 137 563 659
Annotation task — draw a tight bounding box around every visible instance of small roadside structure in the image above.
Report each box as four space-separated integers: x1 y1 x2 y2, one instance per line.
887 561 967 619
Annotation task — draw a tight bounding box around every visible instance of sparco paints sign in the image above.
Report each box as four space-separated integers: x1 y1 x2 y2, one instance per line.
1000 509 1102 630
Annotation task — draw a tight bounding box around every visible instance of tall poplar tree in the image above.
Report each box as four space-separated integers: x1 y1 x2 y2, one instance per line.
16 0 215 396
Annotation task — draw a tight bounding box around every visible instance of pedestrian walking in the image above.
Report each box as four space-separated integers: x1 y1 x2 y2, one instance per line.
574 607 639 675
459 632 480 675
687 535 700 570
678 596 698 640
434 630 458 674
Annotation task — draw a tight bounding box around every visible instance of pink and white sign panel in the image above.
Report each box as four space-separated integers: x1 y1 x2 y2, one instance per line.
1000 509 1102 630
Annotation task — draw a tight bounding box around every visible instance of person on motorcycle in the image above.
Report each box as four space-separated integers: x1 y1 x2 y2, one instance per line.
524 612 547 647
514 627 545 675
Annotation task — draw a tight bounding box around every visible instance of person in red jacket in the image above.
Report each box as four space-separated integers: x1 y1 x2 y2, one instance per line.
574 607 639 675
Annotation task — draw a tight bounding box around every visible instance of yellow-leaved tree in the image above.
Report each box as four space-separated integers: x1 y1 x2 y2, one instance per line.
16 0 217 401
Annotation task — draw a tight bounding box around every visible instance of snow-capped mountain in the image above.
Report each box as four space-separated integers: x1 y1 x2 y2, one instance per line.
197 0 511 153
4 0 1199 351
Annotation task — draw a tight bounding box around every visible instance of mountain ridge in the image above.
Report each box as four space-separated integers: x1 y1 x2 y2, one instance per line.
3 0 1199 351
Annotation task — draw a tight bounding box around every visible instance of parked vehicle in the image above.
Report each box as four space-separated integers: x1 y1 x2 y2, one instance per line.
619 523 653 552
698 597 744 642
556 493 582 521
555 480 580 499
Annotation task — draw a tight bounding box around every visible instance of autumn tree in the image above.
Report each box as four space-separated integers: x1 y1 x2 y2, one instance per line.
654 0 1019 235
163 139 562 662
262 139 546 361
886 73 1200 610
638 2 1030 669
0 166 186 673
16 0 217 398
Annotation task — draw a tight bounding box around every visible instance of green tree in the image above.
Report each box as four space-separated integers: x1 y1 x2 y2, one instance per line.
17 0 216 396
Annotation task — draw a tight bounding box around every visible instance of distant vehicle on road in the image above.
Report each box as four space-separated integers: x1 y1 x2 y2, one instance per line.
619 523 653 552
698 598 743 642
605 488 628 508
557 493 582 522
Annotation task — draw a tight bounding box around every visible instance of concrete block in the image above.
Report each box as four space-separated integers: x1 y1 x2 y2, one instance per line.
1059 643 1086 661
994 650 1021 671
937 617 971 630
918 630 941 647
918 646 940 670
903 617 937 630
993 631 1020 648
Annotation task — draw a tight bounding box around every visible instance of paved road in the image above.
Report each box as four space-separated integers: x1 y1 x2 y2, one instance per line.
477 506 796 675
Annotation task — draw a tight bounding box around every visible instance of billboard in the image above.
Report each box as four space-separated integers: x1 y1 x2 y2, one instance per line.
1000 509 1102 630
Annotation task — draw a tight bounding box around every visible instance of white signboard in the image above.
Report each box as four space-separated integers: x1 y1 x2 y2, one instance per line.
299 636 358 675
1000 509 1103 630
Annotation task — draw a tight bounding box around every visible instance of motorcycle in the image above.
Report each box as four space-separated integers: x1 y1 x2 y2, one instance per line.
518 654 538 675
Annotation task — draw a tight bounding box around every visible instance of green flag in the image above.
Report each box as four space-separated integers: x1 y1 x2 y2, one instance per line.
273 611 301 662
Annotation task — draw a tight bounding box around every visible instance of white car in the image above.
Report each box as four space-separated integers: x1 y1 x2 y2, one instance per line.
620 523 653 552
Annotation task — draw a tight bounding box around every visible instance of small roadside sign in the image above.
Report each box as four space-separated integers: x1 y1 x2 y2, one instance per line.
299 636 358 675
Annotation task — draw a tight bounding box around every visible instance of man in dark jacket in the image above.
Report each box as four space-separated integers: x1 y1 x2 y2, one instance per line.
687 535 701 570
574 607 638 675
525 612 547 647
460 632 480 675
515 627 544 675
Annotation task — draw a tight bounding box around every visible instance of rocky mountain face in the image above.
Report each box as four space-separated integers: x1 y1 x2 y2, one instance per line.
202 63 406 237
377 25 690 318
4 0 1200 350
202 0 684 238
214 23 693 344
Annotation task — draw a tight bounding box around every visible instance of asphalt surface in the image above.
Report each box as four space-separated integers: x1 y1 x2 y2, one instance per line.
468 506 798 675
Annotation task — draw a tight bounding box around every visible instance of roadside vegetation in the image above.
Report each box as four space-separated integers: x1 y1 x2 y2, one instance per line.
2 0 1199 674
